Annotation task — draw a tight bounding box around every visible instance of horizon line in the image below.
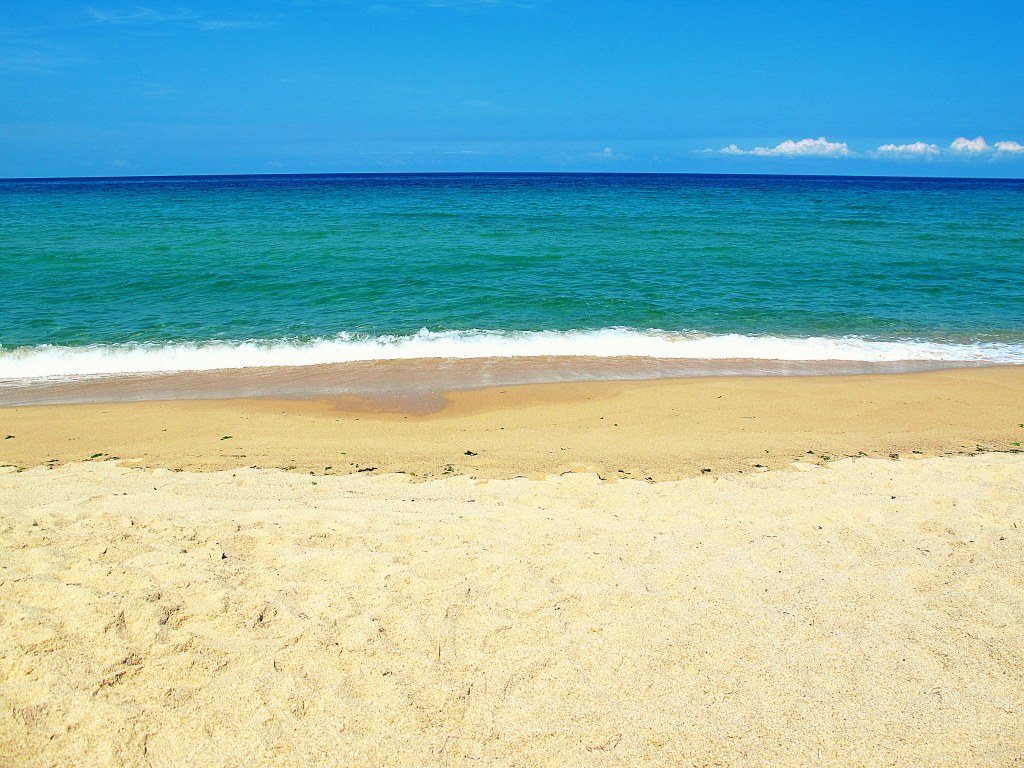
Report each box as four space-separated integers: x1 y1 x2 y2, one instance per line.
4 170 1024 183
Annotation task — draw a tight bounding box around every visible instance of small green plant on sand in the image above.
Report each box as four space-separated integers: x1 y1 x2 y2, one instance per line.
221 435 232 441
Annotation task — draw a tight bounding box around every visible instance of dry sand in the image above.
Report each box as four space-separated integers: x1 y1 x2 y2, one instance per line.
1 366 1023 766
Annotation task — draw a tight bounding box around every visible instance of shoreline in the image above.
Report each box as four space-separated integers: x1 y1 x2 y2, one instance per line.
1 355 1015 409
2 365 1022 479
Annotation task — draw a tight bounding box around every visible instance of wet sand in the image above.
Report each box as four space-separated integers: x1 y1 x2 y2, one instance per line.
0 355 968 408
1 365 1022 478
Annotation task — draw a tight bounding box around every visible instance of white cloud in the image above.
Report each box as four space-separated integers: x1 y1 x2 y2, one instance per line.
949 136 991 153
199 20 270 30
995 140 1024 154
0 46 86 73
85 6 196 24
874 141 940 158
369 0 535 11
87 6 267 30
721 137 849 158
708 134 1024 162
756 137 849 157
589 147 615 160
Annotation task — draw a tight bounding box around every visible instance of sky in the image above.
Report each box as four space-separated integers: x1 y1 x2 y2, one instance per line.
2 0 1023 178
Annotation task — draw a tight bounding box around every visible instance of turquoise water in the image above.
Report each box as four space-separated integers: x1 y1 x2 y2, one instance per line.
1 173 1023 379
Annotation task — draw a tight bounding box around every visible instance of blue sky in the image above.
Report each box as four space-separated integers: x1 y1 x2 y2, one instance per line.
2 0 1023 177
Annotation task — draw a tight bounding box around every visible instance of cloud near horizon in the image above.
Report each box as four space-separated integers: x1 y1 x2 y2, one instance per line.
949 136 1024 155
873 141 940 158
720 137 850 158
994 140 1024 153
711 136 1023 161
950 136 991 153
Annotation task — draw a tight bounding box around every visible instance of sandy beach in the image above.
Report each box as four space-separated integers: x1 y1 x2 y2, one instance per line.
2 366 1023 766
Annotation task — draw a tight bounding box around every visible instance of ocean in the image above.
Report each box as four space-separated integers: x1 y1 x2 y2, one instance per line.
2 173 1023 403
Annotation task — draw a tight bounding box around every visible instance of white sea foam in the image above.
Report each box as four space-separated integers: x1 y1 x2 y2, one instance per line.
1 329 1023 381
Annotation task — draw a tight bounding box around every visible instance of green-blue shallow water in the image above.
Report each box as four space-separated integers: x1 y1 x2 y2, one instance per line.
1 173 1023 379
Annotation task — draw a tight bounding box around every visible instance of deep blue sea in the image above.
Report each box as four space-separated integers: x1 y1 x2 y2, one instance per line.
1 172 1023 381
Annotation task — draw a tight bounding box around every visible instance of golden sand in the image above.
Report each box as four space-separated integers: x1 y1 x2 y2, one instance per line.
1 366 1023 766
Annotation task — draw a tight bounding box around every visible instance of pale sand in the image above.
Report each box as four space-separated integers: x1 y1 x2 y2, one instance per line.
1 367 1023 766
